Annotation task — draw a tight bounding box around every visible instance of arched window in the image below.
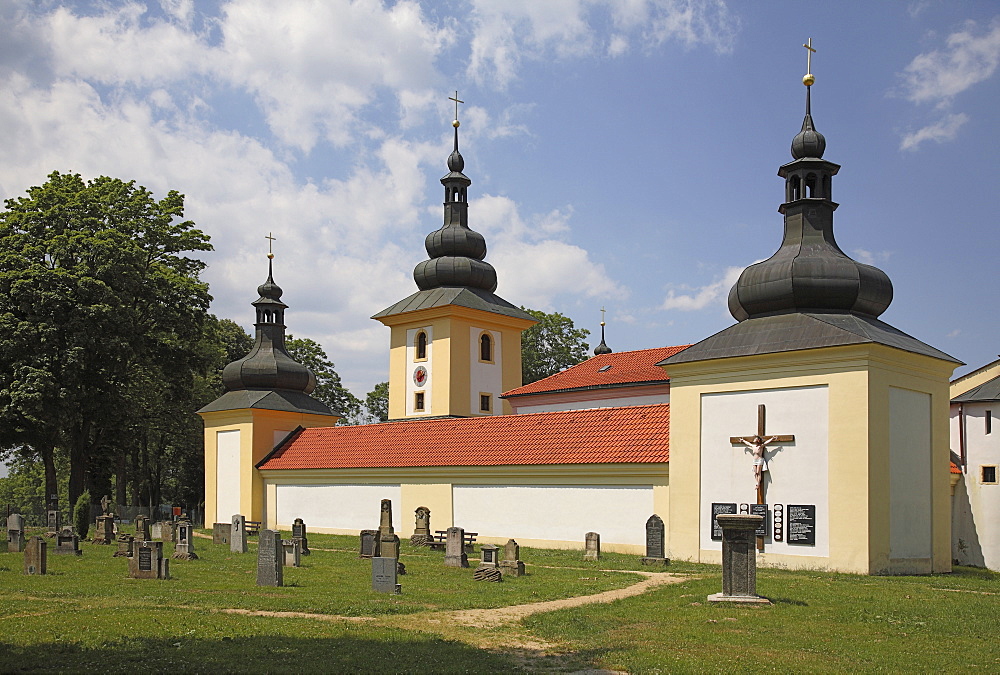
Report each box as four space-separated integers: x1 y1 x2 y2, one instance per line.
416 331 427 360
480 333 493 362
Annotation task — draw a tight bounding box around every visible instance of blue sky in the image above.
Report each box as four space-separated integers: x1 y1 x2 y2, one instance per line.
1 0 998 399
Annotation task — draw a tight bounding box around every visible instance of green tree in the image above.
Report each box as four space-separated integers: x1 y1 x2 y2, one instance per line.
364 381 389 423
285 335 361 424
519 308 591 385
0 171 213 509
73 489 91 538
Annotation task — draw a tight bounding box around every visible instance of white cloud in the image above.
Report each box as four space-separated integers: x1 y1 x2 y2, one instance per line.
661 265 744 311
852 248 893 266
900 20 1000 105
899 112 969 151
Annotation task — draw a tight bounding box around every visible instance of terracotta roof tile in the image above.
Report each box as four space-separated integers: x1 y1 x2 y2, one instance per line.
258 404 669 470
502 346 691 398
951 461 961 474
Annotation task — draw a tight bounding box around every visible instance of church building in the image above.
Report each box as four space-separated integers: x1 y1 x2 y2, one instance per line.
200 56 959 574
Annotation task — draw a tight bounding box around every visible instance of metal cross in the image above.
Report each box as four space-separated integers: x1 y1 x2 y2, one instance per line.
600 306 606 326
265 232 276 254
803 38 816 74
449 91 464 122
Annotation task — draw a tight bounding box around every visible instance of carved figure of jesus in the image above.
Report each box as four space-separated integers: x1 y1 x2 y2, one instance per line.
741 435 777 492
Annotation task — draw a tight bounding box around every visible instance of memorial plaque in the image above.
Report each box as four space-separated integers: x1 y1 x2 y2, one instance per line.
787 504 816 546
749 504 769 537
371 556 401 594
711 503 738 541
139 547 152 571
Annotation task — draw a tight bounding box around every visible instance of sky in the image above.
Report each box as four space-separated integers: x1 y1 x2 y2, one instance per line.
1 0 999 399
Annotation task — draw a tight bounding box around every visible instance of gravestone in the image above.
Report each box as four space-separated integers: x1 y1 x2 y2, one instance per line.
114 534 134 558
443 527 469 568
474 543 502 582
129 540 169 579
371 556 401 594
256 530 283 587
584 532 600 561
158 521 177 543
359 529 379 558
708 514 770 604
409 506 432 546
281 539 301 567
150 521 163 541
7 513 25 553
212 523 229 545
230 514 248 554
378 499 394 537
499 539 525 577
93 515 115 545
291 518 310 556
377 499 400 560
172 521 198 560
642 514 669 566
134 514 151 542
46 508 60 537
23 536 46 575
53 527 82 556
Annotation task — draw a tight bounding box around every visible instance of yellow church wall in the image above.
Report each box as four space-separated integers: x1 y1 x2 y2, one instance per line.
950 358 1000 398
666 343 955 575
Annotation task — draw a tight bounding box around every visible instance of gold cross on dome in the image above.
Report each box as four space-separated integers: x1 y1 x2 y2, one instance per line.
265 232 276 255
803 38 816 73
449 91 464 122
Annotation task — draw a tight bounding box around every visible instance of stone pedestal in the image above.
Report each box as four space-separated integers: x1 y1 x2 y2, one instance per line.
642 514 669 566
708 514 770 604
114 534 135 558
292 518 310 555
256 530 283 587
409 506 432 546
212 523 229 545
172 521 198 560
444 527 468 568
474 543 502 581
53 528 82 556
231 515 248 553
281 539 301 567
93 515 115 545
129 540 169 579
372 556 401 594
134 514 151 542
24 536 46 575
584 532 600 561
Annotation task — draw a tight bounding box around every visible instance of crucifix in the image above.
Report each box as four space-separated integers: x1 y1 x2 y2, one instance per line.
265 232 276 259
729 404 795 550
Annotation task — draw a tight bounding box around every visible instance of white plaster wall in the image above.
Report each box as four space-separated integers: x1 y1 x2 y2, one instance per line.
405 325 432 416
889 387 933 560
452 484 652 545
274 484 402 531
216 430 242 521
515 392 668 414
699 386 829 557
469 327 502 414
952 402 1000 568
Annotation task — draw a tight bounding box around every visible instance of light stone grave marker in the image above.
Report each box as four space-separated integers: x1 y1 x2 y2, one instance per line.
499 539 525 577
359 529 379 558
371 556 401 594
409 506 432 546
114 534 134 558
584 532 600 561
172 521 198 560
281 539 301 567
231 514 248 553
53 527 82 556
24 536 46 575
474 544 502 582
134 514 151 542
212 523 229 545
444 527 468 568
7 513 25 553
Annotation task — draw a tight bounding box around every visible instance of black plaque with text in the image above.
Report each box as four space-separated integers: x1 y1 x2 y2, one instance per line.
786 504 816 545
711 503 737 541
750 504 769 537
138 547 152 572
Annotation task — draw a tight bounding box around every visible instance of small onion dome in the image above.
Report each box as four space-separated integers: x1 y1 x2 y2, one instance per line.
425 223 487 260
791 112 826 159
448 148 465 173
413 255 498 292
221 343 317 394
594 338 612 355
256 272 283 301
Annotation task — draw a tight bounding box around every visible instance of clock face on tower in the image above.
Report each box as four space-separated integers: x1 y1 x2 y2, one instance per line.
413 366 428 387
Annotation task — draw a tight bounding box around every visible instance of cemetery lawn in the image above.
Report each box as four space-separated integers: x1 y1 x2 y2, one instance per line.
0 530 996 672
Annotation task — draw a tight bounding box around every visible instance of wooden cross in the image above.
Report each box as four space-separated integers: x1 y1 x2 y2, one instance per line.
449 91 464 122
730 404 795 550
803 38 816 74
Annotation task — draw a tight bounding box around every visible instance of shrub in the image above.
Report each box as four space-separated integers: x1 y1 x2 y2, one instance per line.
74 490 91 538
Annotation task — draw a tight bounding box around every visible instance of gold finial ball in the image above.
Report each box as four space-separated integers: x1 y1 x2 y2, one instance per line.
452 119 460 128
267 253 274 259
600 321 606 327
802 73 815 86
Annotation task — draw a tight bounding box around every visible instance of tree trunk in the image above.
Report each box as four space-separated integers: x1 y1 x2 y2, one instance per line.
41 444 58 510
67 421 92 508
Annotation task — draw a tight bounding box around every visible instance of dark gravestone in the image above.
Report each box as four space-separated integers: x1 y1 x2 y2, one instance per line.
256 530 283 587
371 556 401 594
444 527 468 568
359 529 379 558
212 523 230 545
409 506 432 546
53 528 82 556
24 536 46 575
7 513 25 553
584 532 600 561
129 540 169 579
172 521 198 560
642 514 669 566
711 503 738 541
292 518 310 555
499 539 525 577
231 514 248 553
787 504 817 546
708 514 769 604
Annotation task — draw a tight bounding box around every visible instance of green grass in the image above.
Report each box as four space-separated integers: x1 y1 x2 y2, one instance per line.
1 529 998 672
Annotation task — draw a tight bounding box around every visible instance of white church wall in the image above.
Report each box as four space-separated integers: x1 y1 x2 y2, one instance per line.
469 327 501 414
889 387 932 561
699 386 829 558
216 429 241 523
273 484 401 532
514 392 667 414
452 484 653 546
952 401 1000 569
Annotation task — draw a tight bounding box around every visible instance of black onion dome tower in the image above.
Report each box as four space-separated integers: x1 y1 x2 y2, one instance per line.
412 119 498 293
594 312 612 355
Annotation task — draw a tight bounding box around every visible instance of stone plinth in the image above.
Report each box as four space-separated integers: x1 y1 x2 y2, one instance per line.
134 514 151 542
24 536 46 575
53 528 81 556
444 527 468 568
708 514 770 605
114 534 135 558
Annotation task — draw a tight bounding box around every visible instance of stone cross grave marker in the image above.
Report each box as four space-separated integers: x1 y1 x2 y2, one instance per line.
707 514 770 604
372 556 401 594
256 529 283 587
129 540 169 579
499 538 525 577
281 539 301 567
410 506 432 546
7 513 25 553
584 532 601 561
359 529 379 558
292 518 310 555
642 514 669 566
24 536 46 575
231 514 248 553
444 527 469 568
212 523 229 545
172 521 198 560
53 527 82 556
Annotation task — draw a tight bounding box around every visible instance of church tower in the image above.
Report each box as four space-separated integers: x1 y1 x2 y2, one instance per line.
199 251 337 526
662 42 961 574
373 97 536 419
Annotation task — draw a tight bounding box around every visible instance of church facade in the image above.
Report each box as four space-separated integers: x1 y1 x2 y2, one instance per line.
200 68 959 573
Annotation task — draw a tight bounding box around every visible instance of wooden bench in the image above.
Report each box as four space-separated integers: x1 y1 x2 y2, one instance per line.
428 530 477 551
245 521 261 537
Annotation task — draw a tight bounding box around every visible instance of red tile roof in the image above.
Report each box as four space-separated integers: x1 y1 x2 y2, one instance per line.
502 346 691 398
258 404 669 470
951 461 961 475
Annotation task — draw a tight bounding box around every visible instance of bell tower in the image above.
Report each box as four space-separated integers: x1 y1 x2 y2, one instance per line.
373 93 536 419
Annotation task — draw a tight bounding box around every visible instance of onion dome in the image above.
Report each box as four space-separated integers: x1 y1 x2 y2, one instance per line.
412 116 498 293
594 318 612 355
222 257 317 394
728 77 893 322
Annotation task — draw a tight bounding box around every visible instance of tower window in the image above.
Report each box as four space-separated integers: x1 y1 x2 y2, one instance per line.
479 333 493 363
480 393 492 413
987 410 992 435
982 466 998 484
414 392 425 412
415 331 428 361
